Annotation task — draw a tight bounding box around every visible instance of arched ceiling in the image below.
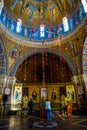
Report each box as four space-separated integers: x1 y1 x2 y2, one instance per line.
15 52 73 83
4 0 80 27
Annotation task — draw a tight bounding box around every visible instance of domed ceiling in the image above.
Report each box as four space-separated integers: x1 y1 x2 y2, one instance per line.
4 0 80 27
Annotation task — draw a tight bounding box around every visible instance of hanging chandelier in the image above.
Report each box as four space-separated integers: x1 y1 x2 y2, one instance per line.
40 24 46 87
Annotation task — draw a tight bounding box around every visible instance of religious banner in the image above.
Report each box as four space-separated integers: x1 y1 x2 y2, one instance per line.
66 85 75 101
14 84 22 104
22 87 28 108
41 87 47 101
29 86 40 102
0 94 2 103
48 86 60 103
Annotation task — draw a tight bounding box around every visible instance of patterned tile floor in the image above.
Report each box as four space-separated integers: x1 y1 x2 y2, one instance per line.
0 114 87 130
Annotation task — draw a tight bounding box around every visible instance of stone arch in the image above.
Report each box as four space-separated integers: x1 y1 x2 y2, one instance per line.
0 36 7 75
9 48 78 77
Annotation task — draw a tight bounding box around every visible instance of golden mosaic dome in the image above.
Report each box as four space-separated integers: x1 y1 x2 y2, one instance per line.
4 0 80 27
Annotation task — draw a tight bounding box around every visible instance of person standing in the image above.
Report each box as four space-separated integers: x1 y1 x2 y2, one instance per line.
28 98 34 119
45 99 51 122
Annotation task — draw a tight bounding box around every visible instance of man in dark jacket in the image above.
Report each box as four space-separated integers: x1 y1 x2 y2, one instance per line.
28 98 34 119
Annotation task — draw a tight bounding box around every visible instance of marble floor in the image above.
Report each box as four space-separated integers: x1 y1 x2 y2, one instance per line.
0 113 87 130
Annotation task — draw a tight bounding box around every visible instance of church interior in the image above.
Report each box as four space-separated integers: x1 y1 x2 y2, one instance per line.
0 0 87 114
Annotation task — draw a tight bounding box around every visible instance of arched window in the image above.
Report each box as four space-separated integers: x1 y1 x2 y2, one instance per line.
81 0 87 13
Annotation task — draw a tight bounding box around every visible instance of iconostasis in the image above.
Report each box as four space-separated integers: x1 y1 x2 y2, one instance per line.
12 83 76 110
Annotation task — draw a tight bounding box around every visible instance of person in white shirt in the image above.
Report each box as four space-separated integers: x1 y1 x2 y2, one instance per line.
45 99 51 122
